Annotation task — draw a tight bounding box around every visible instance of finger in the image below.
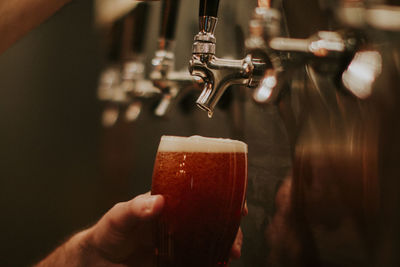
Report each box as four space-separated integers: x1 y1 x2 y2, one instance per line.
88 193 165 261
105 192 165 233
127 192 165 219
230 228 243 259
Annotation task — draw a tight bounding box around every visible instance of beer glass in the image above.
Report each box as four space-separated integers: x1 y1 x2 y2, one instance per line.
151 135 248 267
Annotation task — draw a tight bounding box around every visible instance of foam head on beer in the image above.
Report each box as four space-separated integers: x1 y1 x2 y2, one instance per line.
157 135 248 153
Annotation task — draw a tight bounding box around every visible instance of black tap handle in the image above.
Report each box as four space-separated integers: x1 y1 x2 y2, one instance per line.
130 2 150 54
199 0 220 17
119 3 150 59
106 18 124 62
159 0 181 41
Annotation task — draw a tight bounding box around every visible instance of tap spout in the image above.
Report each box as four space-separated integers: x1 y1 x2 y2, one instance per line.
190 54 266 116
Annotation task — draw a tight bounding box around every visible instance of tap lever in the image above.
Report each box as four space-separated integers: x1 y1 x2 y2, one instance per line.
106 18 125 63
159 0 181 46
199 0 220 18
196 0 220 43
128 3 150 55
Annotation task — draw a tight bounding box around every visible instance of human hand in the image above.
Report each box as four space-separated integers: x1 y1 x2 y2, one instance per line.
85 192 245 266
84 192 165 266
35 192 245 267
230 201 248 260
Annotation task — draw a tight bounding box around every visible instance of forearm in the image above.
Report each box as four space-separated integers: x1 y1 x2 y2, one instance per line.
34 193 165 267
34 228 115 267
0 0 72 54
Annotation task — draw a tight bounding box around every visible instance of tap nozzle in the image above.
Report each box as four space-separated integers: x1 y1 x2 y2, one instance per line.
190 51 266 117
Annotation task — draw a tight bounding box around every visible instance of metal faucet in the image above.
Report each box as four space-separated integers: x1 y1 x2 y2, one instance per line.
246 0 376 104
334 1 400 98
189 0 267 117
248 0 400 103
188 0 372 117
150 0 200 117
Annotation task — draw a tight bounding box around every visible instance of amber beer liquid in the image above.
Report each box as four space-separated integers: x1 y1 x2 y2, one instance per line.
151 136 248 267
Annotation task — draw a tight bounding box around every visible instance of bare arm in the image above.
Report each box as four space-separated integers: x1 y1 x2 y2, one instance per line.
35 193 165 267
34 192 244 267
0 0 72 54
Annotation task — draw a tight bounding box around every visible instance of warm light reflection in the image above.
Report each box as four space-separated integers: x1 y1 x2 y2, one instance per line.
125 102 142 122
342 50 382 99
97 67 120 101
95 0 138 27
253 70 277 103
258 0 270 8
102 106 119 127
366 6 400 31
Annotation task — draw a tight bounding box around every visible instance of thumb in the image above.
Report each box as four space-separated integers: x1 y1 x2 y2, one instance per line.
87 192 165 262
105 192 165 232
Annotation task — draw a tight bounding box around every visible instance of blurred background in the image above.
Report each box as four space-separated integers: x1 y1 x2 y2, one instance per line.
2 0 400 266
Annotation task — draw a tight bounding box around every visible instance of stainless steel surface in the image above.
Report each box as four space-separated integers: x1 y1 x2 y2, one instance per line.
190 5 268 117
190 54 265 117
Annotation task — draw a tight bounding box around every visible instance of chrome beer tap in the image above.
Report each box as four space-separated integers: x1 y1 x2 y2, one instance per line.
119 2 159 122
334 0 400 98
150 0 199 117
245 0 374 104
251 0 400 103
245 0 283 104
189 0 268 117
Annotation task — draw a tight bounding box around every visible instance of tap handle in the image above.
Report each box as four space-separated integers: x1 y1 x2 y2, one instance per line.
120 3 150 59
106 18 124 62
199 0 220 18
159 0 181 43
129 2 150 54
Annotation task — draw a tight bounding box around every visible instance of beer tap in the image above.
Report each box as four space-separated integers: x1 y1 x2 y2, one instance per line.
97 17 125 127
246 0 374 104
98 3 159 126
150 0 198 117
189 0 268 117
334 0 400 98
119 2 159 122
245 0 282 104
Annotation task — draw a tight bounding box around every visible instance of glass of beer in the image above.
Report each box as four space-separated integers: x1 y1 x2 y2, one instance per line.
151 135 248 267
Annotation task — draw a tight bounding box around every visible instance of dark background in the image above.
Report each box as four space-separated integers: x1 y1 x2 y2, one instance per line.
0 1 290 266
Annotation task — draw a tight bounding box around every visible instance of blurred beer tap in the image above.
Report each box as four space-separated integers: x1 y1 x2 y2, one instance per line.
97 17 125 127
245 0 282 104
255 0 400 103
150 0 199 117
189 0 268 117
246 0 378 105
98 3 159 126
334 0 400 99
336 0 400 31
119 3 159 122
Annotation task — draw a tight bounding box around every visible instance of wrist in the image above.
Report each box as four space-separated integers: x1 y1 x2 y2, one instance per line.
66 227 110 267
